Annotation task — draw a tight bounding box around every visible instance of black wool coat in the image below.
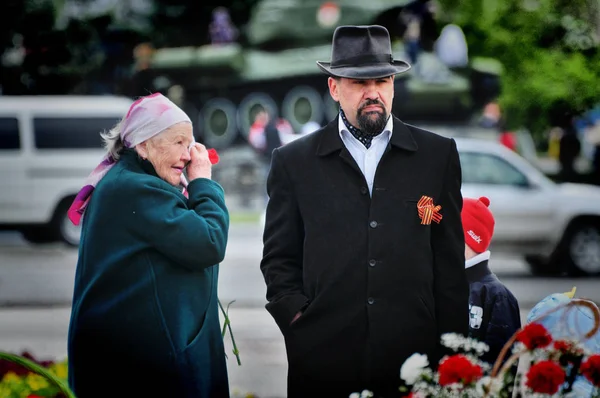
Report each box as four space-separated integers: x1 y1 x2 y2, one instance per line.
260 116 470 398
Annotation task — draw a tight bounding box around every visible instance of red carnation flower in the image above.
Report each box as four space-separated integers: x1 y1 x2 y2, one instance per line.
525 360 566 395
437 354 483 386
207 148 219 165
580 354 600 387
553 339 584 364
554 340 572 353
516 323 552 350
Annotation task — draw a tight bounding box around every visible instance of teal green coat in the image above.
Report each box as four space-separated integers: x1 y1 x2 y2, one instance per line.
67 149 230 397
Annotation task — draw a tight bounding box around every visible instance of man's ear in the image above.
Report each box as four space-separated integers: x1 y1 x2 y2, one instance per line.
328 76 339 103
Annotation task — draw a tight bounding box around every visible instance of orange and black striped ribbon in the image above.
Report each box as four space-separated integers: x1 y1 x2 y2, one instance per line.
417 195 443 225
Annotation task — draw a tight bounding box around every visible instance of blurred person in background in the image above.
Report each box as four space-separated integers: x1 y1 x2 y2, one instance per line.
209 6 239 45
558 119 582 182
499 130 518 152
300 120 321 137
403 13 422 66
581 109 600 185
260 25 468 398
547 126 563 160
435 24 469 68
66 93 230 397
248 109 294 197
249 109 296 152
479 100 502 129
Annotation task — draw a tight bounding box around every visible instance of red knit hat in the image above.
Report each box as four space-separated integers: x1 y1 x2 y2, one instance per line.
461 196 495 253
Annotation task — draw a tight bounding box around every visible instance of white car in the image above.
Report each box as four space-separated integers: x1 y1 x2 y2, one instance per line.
0 95 133 246
454 137 600 276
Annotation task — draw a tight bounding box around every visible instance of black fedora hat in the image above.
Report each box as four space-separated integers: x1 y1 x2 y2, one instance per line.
317 25 411 79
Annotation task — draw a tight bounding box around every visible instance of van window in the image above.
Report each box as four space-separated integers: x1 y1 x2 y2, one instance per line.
33 117 121 149
0 117 20 150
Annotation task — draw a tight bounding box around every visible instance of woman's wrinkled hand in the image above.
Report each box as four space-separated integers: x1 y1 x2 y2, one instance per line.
187 143 212 181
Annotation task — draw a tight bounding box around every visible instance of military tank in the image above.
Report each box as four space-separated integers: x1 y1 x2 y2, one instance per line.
134 0 503 149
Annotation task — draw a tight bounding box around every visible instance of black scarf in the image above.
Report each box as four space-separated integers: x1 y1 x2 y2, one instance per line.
339 108 384 149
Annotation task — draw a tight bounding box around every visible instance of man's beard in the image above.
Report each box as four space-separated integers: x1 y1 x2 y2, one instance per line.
356 100 388 136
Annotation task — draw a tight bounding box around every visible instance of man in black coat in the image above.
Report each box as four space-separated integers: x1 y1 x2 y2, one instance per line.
259 25 469 398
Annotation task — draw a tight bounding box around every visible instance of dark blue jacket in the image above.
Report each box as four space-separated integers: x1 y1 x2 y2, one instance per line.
467 258 521 365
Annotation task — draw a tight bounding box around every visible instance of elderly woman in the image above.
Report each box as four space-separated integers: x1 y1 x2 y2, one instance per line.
66 93 229 397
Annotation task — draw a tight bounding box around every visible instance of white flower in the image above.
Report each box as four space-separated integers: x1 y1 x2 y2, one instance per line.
400 353 429 385
440 333 464 351
349 391 374 398
475 376 502 396
440 333 489 356
472 341 490 355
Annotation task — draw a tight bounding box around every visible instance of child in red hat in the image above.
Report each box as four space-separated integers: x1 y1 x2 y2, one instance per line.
463 196 521 364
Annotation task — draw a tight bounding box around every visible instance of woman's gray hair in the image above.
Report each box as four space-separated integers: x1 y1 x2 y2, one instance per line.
100 117 126 161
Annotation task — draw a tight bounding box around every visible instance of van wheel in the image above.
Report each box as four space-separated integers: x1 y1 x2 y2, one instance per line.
21 226 56 244
51 198 81 247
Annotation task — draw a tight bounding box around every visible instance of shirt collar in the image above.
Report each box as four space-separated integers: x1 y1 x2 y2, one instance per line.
338 115 393 146
465 250 491 269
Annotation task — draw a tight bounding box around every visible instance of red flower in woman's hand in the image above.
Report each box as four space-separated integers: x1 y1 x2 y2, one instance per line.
437 354 483 386
525 360 566 395
516 322 552 350
580 354 600 387
207 148 219 165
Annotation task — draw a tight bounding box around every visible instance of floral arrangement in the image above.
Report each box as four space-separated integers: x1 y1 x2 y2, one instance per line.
0 351 71 398
401 298 600 398
352 297 600 397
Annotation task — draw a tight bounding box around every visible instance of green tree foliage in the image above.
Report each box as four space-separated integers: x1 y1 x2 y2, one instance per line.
439 0 600 135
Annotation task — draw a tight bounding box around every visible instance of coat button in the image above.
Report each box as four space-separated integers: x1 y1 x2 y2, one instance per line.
360 186 368 195
369 259 376 267
367 297 375 305
369 220 378 228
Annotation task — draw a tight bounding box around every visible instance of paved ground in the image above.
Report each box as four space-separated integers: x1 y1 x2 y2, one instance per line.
1 221 599 397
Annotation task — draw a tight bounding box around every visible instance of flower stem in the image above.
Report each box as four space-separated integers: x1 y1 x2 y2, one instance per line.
219 298 242 366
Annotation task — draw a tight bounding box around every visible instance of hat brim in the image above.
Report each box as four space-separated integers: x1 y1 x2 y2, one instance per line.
316 60 411 79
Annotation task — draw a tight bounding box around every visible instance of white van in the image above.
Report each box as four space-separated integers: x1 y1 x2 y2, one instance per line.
0 95 133 246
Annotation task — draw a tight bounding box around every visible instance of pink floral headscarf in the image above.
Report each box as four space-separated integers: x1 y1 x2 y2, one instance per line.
67 93 192 226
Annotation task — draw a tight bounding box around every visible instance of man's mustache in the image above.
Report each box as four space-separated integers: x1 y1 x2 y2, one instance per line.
359 100 385 113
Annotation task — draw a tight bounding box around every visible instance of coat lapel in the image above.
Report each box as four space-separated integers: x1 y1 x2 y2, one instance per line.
316 116 343 156
316 116 363 175
388 116 418 152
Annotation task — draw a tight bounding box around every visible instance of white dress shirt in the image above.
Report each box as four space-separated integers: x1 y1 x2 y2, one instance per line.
338 116 393 196
465 250 491 269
